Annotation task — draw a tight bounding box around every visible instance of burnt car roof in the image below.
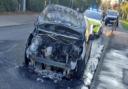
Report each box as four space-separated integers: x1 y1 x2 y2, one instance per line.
37 5 86 33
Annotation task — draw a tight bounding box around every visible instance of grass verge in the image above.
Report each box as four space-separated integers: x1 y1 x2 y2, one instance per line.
121 20 128 30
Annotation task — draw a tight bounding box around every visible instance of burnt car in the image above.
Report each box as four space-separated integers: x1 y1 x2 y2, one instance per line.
24 5 86 79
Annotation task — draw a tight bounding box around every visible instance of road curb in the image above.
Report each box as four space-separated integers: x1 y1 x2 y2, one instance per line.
90 35 110 89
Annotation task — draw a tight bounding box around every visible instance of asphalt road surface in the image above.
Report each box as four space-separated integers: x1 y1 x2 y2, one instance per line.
91 25 128 89
0 24 87 89
0 24 128 89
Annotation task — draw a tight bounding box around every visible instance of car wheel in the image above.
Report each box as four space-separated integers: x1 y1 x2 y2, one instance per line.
24 47 30 67
105 22 107 26
24 34 33 67
116 22 119 27
74 41 92 79
75 58 86 79
97 29 103 38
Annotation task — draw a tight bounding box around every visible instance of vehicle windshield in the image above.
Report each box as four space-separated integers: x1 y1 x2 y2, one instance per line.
40 5 85 28
84 10 102 20
107 10 118 16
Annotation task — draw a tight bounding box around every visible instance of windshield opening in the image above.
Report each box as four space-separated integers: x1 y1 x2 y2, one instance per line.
38 23 82 39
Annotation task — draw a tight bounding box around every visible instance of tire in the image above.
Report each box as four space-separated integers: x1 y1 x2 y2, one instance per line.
24 34 33 67
24 47 30 67
74 41 92 79
75 59 86 79
116 22 119 27
89 34 94 41
97 29 102 38
105 21 107 26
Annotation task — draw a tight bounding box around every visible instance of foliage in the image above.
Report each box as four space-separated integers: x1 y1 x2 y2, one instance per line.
120 1 128 20
27 0 45 12
0 0 101 12
52 0 100 12
0 0 18 12
101 0 111 11
121 20 128 30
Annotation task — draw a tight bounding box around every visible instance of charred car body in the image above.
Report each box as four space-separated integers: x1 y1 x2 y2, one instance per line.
24 5 86 79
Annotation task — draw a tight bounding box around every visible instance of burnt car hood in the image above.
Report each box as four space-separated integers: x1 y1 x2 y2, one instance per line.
35 4 86 34
37 21 85 37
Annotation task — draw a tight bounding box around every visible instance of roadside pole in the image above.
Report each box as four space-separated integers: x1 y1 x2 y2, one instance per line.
45 0 47 7
23 0 26 12
48 0 51 5
70 0 73 9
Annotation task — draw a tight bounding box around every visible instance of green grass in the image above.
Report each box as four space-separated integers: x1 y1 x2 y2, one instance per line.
121 20 128 30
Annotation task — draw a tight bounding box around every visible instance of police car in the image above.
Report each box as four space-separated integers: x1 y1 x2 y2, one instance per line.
84 8 103 42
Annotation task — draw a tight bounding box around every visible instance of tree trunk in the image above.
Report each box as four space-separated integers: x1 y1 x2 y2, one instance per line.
127 14 128 20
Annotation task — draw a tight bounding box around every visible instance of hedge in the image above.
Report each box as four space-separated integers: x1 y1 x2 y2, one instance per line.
0 0 18 12
27 0 45 12
0 0 98 12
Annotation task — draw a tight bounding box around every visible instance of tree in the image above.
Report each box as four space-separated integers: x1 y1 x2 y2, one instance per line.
96 0 101 5
0 0 18 12
120 1 128 20
101 0 111 11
